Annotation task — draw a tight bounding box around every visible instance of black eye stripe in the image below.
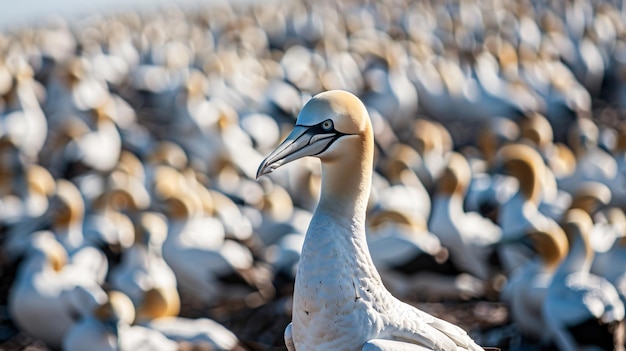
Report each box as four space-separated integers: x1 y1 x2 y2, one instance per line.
312 134 345 156
296 119 335 132
294 120 349 152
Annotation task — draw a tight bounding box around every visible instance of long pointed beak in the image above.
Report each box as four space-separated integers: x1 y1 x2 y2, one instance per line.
256 125 339 179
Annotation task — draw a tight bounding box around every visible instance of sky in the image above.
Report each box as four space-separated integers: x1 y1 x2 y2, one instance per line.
0 0 242 31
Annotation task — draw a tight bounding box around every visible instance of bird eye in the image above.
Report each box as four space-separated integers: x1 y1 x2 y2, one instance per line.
321 120 333 131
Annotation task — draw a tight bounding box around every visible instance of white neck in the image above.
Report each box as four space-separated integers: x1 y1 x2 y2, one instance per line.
56 222 84 251
317 165 370 227
434 194 464 218
295 130 387 305
554 235 592 279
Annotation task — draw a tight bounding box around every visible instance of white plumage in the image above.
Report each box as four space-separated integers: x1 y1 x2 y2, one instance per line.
257 90 483 351
9 231 107 349
429 152 501 282
63 291 178 351
495 143 562 275
500 226 568 342
543 209 625 351
109 212 178 307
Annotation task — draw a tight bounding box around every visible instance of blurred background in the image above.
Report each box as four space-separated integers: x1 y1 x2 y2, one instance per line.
1 0 626 350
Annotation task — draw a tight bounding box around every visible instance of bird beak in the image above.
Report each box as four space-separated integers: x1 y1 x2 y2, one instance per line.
256 125 340 179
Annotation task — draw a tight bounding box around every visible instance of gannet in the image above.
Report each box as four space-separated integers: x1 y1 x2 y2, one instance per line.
407 119 452 193
518 113 573 221
251 182 299 245
558 118 618 195
465 117 518 218
470 49 542 120
157 188 259 304
519 113 576 180
83 166 150 250
543 209 625 351
45 56 110 120
0 57 47 161
0 143 55 223
257 90 483 351
3 179 107 283
568 181 617 253
534 49 591 143
429 152 501 282
366 208 482 301
108 212 179 308
63 100 123 175
495 143 562 274
360 40 419 134
590 209 626 305
377 143 431 224
501 226 568 343
134 287 242 350
22 164 57 219
9 231 106 349
63 290 178 351
48 179 109 283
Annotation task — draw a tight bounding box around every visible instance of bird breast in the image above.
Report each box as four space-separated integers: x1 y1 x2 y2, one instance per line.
292 212 390 350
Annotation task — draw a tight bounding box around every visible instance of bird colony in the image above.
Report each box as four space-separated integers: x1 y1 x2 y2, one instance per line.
1 0 626 350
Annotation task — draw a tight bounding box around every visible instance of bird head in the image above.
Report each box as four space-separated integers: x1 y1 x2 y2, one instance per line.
134 287 180 324
51 179 85 229
95 291 135 338
257 90 370 178
527 226 568 271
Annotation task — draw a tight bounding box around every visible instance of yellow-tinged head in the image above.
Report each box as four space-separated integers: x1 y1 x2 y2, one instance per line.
116 151 145 181
134 212 168 246
569 182 612 215
52 179 85 228
381 143 422 185
367 208 427 233
26 165 56 197
495 143 545 204
561 208 594 260
257 90 371 178
410 119 451 156
134 287 181 324
520 113 553 149
148 141 188 170
438 152 471 197
41 235 69 272
95 291 136 327
528 226 568 271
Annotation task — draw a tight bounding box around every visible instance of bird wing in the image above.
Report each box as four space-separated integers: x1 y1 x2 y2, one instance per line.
387 301 483 351
363 339 437 351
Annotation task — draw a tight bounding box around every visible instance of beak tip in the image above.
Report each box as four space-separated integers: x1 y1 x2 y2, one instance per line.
256 163 271 180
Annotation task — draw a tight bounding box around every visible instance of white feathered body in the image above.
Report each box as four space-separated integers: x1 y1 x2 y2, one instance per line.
292 211 390 350
291 210 481 351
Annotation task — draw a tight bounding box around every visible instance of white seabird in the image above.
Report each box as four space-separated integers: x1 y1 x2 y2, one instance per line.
500 225 568 343
257 90 483 351
63 290 178 351
543 209 625 351
9 231 107 349
134 287 242 351
429 152 501 282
